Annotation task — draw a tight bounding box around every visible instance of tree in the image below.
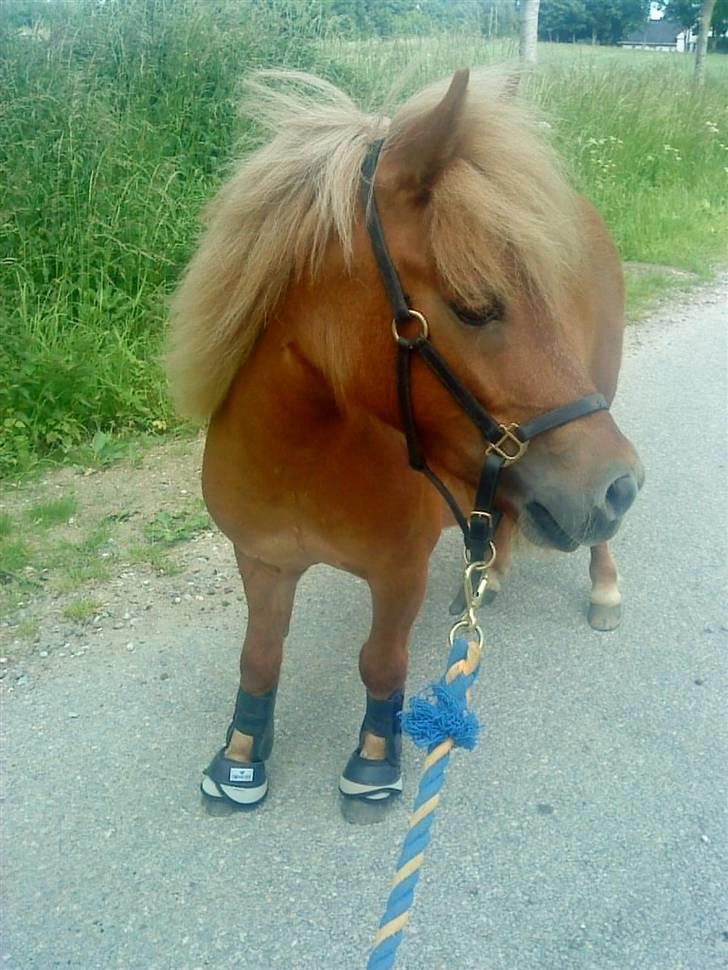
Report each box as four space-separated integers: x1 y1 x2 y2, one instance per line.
538 0 652 44
583 0 651 45
519 0 541 62
660 0 728 38
539 0 588 42
659 0 728 80
326 0 520 38
695 0 718 82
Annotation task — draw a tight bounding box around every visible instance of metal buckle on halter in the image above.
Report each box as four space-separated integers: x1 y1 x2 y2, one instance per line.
466 510 493 548
485 424 529 465
463 513 497 566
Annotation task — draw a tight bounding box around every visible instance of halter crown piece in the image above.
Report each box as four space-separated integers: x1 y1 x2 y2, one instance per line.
360 138 608 574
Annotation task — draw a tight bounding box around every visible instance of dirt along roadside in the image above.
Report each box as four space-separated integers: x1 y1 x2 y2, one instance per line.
0 435 242 689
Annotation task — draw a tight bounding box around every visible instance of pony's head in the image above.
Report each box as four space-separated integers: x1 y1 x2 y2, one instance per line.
167 68 643 549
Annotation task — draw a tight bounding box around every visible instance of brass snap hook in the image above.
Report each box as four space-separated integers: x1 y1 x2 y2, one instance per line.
464 560 491 610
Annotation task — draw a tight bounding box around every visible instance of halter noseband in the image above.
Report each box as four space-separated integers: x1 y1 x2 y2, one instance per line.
361 139 608 566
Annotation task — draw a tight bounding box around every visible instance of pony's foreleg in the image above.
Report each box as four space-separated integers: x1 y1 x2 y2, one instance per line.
339 565 428 802
200 548 301 806
588 541 622 631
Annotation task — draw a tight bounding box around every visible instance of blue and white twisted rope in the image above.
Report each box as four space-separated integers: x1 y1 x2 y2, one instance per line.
366 634 483 970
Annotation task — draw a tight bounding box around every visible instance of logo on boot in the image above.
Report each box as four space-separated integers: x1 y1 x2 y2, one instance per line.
229 767 255 783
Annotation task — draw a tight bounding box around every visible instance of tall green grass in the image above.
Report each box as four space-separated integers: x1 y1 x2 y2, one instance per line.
1 3 727 476
1 0 342 474
325 36 728 270
533 48 728 270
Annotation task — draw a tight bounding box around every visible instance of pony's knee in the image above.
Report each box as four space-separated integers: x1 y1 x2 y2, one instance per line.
358 640 408 698
240 633 284 694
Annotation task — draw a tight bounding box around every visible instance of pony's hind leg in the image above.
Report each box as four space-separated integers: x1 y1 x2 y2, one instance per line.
588 541 622 631
201 548 302 807
339 564 428 805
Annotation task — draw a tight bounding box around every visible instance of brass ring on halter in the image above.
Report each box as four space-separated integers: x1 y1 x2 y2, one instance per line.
391 309 429 345
448 618 484 650
462 540 497 570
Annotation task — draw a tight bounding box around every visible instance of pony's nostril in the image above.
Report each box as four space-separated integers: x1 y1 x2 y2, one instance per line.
605 473 638 518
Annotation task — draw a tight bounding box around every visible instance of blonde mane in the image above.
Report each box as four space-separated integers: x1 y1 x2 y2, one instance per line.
166 69 584 420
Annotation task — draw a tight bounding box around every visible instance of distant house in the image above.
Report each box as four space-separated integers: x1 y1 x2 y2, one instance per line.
620 20 695 52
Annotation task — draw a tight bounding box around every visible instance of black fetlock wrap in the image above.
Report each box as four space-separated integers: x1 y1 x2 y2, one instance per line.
226 687 277 761
359 690 403 767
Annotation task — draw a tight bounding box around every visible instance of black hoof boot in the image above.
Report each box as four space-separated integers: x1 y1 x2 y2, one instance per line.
201 687 276 808
339 690 403 803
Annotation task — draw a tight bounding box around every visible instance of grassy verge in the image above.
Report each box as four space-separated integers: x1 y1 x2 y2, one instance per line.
2 4 727 477
0 488 210 627
623 264 705 320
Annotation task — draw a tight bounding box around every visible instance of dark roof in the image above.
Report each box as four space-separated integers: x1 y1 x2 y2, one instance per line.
622 20 685 45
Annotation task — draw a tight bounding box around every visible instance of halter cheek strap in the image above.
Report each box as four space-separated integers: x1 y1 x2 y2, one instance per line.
361 139 608 564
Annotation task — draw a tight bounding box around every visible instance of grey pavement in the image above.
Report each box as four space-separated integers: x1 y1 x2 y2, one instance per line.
2 282 727 970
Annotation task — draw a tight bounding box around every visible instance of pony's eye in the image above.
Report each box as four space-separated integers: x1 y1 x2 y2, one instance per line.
450 301 503 328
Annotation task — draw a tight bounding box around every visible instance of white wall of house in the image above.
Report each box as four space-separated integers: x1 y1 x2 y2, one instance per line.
620 28 697 52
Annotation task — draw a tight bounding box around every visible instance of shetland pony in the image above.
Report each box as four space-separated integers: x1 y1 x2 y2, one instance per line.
166 69 643 806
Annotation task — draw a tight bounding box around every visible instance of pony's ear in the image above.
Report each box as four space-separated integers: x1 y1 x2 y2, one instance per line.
385 68 469 193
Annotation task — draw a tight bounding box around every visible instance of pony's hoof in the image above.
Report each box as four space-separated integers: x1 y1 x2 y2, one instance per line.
588 601 622 632
201 793 243 817
339 752 401 824
200 749 268 808
339 792 399 825
338 750 402 805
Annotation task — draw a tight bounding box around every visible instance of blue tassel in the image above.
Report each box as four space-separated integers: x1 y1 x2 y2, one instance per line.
401 682 481 751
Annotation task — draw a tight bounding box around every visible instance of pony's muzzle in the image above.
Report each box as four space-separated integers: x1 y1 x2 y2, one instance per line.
507 430 644 550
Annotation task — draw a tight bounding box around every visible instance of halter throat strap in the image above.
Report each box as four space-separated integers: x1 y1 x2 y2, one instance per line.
360 139 608 562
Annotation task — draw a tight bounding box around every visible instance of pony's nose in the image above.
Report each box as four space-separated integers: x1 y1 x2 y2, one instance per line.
605 472 639 520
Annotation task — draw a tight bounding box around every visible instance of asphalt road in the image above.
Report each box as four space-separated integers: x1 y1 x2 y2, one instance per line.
2 282 727 970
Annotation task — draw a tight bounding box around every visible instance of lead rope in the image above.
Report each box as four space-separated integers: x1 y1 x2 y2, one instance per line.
366 559 492 970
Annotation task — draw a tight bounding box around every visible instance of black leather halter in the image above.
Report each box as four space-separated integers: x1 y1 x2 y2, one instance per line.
361 139 608 565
